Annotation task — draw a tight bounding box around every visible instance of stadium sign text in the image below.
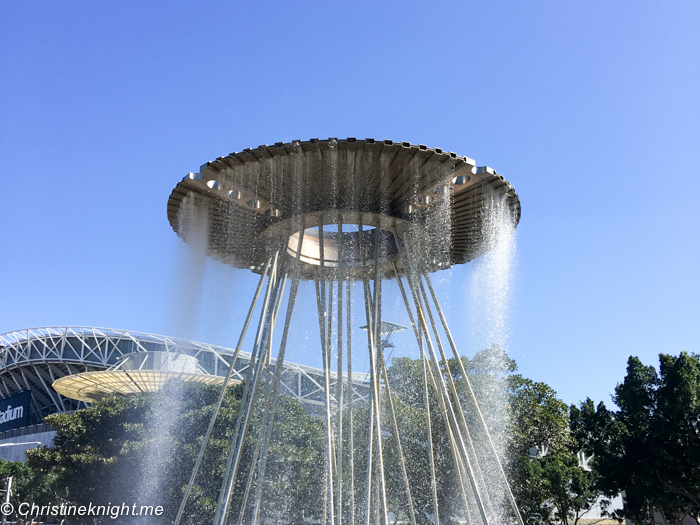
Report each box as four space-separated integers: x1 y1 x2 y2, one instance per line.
0 391 31 432
0 405 22 424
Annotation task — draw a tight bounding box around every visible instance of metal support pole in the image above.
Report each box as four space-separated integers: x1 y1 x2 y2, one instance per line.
422 335 474 525
364 395 375 525
358 219 373 525
327 276 337 481
215 251 280 525
393 231 491 525
336 223 344 525
415 274 495 519
419 336 440 525
2 477 12 525
412 278 489 525
360 222 388 525
361 280 387 525
416 313 474 523
317 221 336 525
373 456 380 525
238 264 290 525
345 281 355 525
423 272 525 525
376 354 417 525
174 256 273 525
214 251 284 525
390 261 440 525
367 263 416 522
248 283 300 522
218 280 283 525
238 423 266 524
248 229 306 524
392 264 473 524
346 279 355 525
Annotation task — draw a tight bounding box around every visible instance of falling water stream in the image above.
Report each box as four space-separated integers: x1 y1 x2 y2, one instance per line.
168 194 210 341
464 192 518 524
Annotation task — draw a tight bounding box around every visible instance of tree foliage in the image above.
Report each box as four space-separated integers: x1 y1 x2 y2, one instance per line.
26 381 326 525
12 348 698 525
0 458 54 523
347 345 518 524
571 352 700 525
379 346 611 525
508 375 614 525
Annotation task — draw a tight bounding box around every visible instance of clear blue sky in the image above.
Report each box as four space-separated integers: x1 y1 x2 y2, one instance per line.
1 1 698 407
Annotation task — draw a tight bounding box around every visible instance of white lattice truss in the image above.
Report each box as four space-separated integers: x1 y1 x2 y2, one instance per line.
0 327 370 422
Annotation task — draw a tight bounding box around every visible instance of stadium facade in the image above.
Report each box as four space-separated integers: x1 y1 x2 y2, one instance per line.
0 326 369 462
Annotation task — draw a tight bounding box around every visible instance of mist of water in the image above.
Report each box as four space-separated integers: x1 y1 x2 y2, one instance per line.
469 192 517 354
136 386 185 525
137 194 210 521
168 194 209 341
465 191 518 524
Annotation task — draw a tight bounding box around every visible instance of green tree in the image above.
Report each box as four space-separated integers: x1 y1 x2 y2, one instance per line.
0 458 55 523
382 346 519 524
508 375 614 525
383 346 611 524
571 352 700 525
374 356 461 524
371 347 517 524
27 380 326 525
508 375 570 524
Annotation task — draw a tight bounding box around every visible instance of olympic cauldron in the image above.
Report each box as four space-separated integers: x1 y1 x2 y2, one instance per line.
167 138 522 525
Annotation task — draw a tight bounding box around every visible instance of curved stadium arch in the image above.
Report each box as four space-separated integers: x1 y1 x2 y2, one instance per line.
0 326 369 460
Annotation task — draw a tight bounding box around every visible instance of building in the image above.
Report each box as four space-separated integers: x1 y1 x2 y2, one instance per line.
0 326 369 462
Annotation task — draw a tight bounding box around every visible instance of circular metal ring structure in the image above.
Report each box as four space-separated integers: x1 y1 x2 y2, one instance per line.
167 138 520 280
52 370 227 404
